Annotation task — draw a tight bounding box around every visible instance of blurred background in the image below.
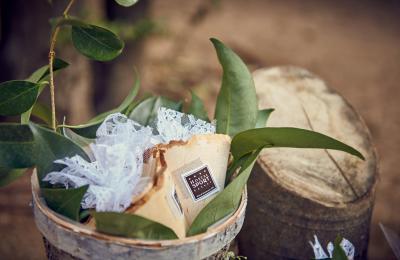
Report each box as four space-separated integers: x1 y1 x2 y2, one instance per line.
0 0 399 259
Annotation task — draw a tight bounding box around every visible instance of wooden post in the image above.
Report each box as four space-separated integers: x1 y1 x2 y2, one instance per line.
238 67 378 259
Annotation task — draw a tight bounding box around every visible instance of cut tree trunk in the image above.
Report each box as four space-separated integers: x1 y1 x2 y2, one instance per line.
238 67 378 260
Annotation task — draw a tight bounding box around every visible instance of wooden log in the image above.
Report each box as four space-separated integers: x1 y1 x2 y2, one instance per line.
31 172 247 260
238 67 378 259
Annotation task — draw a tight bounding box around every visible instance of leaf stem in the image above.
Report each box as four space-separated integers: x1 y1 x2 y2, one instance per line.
48 0 75 131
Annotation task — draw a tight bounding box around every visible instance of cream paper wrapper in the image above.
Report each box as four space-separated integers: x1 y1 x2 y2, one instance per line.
126 150 188 239
161 133 231 226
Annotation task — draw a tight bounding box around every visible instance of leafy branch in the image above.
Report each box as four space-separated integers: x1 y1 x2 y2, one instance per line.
48 0 75 130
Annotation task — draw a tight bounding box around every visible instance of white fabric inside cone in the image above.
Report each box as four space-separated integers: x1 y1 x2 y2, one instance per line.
43 108 215 212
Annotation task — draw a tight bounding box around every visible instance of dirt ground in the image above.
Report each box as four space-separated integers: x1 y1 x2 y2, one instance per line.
0 0 399 259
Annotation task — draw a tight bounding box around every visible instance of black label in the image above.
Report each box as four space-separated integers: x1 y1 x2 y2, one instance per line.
182 165 219 201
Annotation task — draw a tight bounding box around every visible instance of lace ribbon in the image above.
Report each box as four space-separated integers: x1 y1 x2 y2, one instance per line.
43 108 215 212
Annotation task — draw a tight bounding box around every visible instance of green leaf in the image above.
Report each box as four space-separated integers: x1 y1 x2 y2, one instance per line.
93 211 178 240
71 24 124 61
0 168 27 187
115 0 139 7
0 80 39 116
21 84 47 124
128 96 183 126
29 123 90 183
27 58 69 83
332 235 348 260
62 76 140 138
28 102 53 126
231 127 365 161
0 124 36 168
188 148 261 236
188 91 209 122
211 38 258 137
255 108 274 128
41 185 89 221
62 127 94 148
225 152 252 186
21 59 66 123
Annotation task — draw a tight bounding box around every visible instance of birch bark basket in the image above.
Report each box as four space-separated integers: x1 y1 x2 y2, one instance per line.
238 67 378 259
31 172 247 260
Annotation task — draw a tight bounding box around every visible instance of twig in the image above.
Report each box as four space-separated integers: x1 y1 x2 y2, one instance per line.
48 0 75 130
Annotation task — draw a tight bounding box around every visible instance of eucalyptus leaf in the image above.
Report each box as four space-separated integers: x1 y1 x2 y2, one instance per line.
0 168 27 187
21 60 68 124
29 124 89 219
21 84 47 124
0 124 36 168
188 148 261 236
332 236 348 260
41 185 89 221
188 91 209 122
29 102 53 126
231 127 365 160
63 77 140 138
225 152 253 186
71 24 124 61
255 108 274 128
29 123 90 183
211 38 258 137
27 58 69 83
93 211 178 240
128 96 183 126
0 80 39 116
62 127 94 148
115 0 139 7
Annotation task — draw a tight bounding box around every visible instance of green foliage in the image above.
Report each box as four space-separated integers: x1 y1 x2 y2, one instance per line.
187 148 261 236
29 102 53 126
62 76 140 138
188 91 209 121
332 236 348 260
231 127 365 161
0 168 26 187
29 123 90 183
41 185 89 221
114 0 139 7
0 81 39 116
255 109 274 128
27 58 69 83
93 212 178 240
62 127 94 148
0 124 36 169
211 38 258 137
22 58 68 124
71 24 124 61
128 96 183 126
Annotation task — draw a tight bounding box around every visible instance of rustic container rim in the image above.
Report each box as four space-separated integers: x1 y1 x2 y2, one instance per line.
31 171 248 248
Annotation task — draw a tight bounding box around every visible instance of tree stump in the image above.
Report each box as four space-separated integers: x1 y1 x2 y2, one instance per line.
238 67 378 259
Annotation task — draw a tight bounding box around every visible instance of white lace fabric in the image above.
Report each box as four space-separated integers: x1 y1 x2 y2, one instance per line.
43 108 215 212
309 235 355 260
155 107 216 143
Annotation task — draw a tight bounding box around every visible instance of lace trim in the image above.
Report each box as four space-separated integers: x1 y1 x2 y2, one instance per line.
43 108 216 212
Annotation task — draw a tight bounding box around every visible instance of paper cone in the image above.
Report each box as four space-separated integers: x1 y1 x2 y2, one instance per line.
126 150 188 239
160 134 231 226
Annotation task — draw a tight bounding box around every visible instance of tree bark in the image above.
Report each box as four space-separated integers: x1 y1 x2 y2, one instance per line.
238 66 378 260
